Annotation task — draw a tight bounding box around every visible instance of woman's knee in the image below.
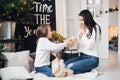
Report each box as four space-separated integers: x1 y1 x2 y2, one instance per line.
91 57 99 68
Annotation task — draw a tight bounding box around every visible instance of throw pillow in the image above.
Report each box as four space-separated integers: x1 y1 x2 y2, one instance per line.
2 50 30 71
0 66 33 80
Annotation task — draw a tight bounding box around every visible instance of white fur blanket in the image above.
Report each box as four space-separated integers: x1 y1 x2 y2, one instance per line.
33 70 98 80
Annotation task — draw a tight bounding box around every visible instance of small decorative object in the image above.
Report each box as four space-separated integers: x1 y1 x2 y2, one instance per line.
109 7 119 12
52 57 73 77
0 53 7 62
0 43 7 62
52 58 66 77
51 31 66 42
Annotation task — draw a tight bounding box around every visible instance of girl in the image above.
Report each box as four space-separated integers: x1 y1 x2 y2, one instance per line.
65 10 101 74
34 24 74 77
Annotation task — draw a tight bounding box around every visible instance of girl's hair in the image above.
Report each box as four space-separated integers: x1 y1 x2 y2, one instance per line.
79 10 101 40
36 24 50 44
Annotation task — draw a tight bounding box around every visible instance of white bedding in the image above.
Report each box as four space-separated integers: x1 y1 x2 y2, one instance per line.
33 70 98 80
0 67 97 80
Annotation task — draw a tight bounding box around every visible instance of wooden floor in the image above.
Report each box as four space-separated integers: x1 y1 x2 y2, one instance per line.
95 50 120 80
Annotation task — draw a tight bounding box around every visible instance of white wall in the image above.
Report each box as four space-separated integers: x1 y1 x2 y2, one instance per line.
66 0 81 38
109 12 118 26
55 0 81 38
98 0 109 59
109 0 118 27
55 0 67 38
109 0 118 8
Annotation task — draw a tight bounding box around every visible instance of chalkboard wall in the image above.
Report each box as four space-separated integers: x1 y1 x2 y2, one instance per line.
15 0 56 52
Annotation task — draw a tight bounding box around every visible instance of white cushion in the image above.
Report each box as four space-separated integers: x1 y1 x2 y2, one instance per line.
2 50 30 71
0 66 33 80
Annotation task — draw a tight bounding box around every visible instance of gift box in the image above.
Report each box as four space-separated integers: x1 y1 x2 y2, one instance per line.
52 58 66 77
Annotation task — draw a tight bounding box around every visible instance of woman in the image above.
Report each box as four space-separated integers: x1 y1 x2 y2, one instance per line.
64 10 101 74
34 24 74 77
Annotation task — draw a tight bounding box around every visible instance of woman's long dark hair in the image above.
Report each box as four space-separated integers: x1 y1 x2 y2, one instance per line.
79 10 101 40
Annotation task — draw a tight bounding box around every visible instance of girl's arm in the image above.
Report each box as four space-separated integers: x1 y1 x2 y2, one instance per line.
46 41 67 52
38 39 73 52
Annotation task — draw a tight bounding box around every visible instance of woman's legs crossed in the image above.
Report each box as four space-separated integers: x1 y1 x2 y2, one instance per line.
64 56 83 66
66 54 99 74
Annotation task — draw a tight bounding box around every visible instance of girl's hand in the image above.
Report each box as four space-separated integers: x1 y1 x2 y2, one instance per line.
66 39 74 47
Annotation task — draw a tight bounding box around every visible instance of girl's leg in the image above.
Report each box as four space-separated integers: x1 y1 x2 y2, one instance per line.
35 66 53 77
69 56 99 74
